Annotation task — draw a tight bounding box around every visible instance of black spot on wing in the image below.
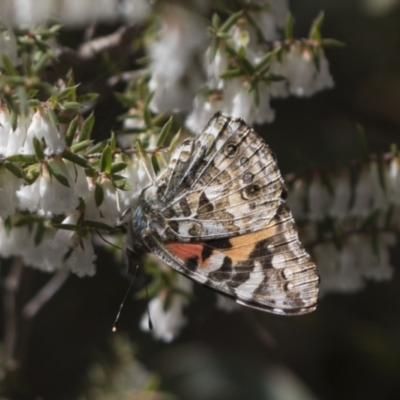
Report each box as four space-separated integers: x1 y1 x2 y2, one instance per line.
179 198 191 217
248 238 274 268
198 192 214 214
209 256 233 282
186 256 198 272
201 237 233 263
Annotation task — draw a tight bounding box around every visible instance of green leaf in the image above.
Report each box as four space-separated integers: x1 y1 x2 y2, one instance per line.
220 11 243 33
262 73 286 84
100 145 112 173
4 161 23 179
255 48 280 72
85 167 96 177
322 38 346 48
143 102 153 128
212 13 221 29
85 220 115 231
309 11 324 41
78 112 95 141
355 123 369 158
110 132 117 151
151 154 160 175
87 140 107 155
21 53 33 77
237 46 246 59
17 86 29 117
52 223 79 231
34 222 46 246
112 177 132 191
57 85 80 101
110 162 127 174
2 55 18 76
377 161 387 192
208 38 220 63
285 12 294 40
157 116 173 147
6 154 37 163
77 92 99 103
62 149 91 168
47 160 70 187
95 182 104 206
32 136 44 161
33 52 52 74
70 140 92 153
169 129 181 152
60 102 82 111
219 69 245 80
249 82 260 106
47 109 59 129
135 138 147 158
241 57 255 75
65 116 79 147
244 10 266 42
391 144 398 157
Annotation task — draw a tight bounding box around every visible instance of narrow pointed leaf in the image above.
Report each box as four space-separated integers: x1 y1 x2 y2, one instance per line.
48 160 70 187
110 162 127 174
100 145 112 173
95 182 104 206
33 136 45 161
157 116 173 147
4 161 23 179
79 112 95 141
65 115 79 147
62 149 91 168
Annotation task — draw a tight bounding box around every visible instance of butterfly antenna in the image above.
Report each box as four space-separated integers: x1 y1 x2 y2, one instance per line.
95 228 122 251
141 264 153 330
112 265 139 332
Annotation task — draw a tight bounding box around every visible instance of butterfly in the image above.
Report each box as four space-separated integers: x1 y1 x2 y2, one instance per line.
126 112 319 315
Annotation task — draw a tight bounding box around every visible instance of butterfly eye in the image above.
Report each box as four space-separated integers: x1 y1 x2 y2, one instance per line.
224 143 238 157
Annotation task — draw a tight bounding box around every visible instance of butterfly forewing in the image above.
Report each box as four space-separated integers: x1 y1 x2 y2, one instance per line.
155 114 287 242
135 112 319 315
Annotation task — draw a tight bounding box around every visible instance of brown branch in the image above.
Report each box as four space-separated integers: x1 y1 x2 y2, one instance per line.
22 271 69 319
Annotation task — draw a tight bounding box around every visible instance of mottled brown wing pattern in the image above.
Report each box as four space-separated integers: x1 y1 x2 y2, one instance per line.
153 113 287 242
145 203 318 314
138 112 319 315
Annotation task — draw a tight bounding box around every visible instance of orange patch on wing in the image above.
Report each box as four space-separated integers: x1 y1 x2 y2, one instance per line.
167 243 204 262
223 226 277 262
167 225 279 268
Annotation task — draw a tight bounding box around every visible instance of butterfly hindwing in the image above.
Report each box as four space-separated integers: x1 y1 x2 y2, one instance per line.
145 203 318 314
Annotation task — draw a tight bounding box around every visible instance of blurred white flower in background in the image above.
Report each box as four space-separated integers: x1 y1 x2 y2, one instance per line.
0 0 151 26
308 176 332 221
148 5 207 113
67 233 97 277
0 26 18 66
362 0 399 16
140 274 193 342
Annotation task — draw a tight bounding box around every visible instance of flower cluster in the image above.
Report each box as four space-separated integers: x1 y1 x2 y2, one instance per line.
287 156 400 295
0 0 151 26
145 1 336 134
